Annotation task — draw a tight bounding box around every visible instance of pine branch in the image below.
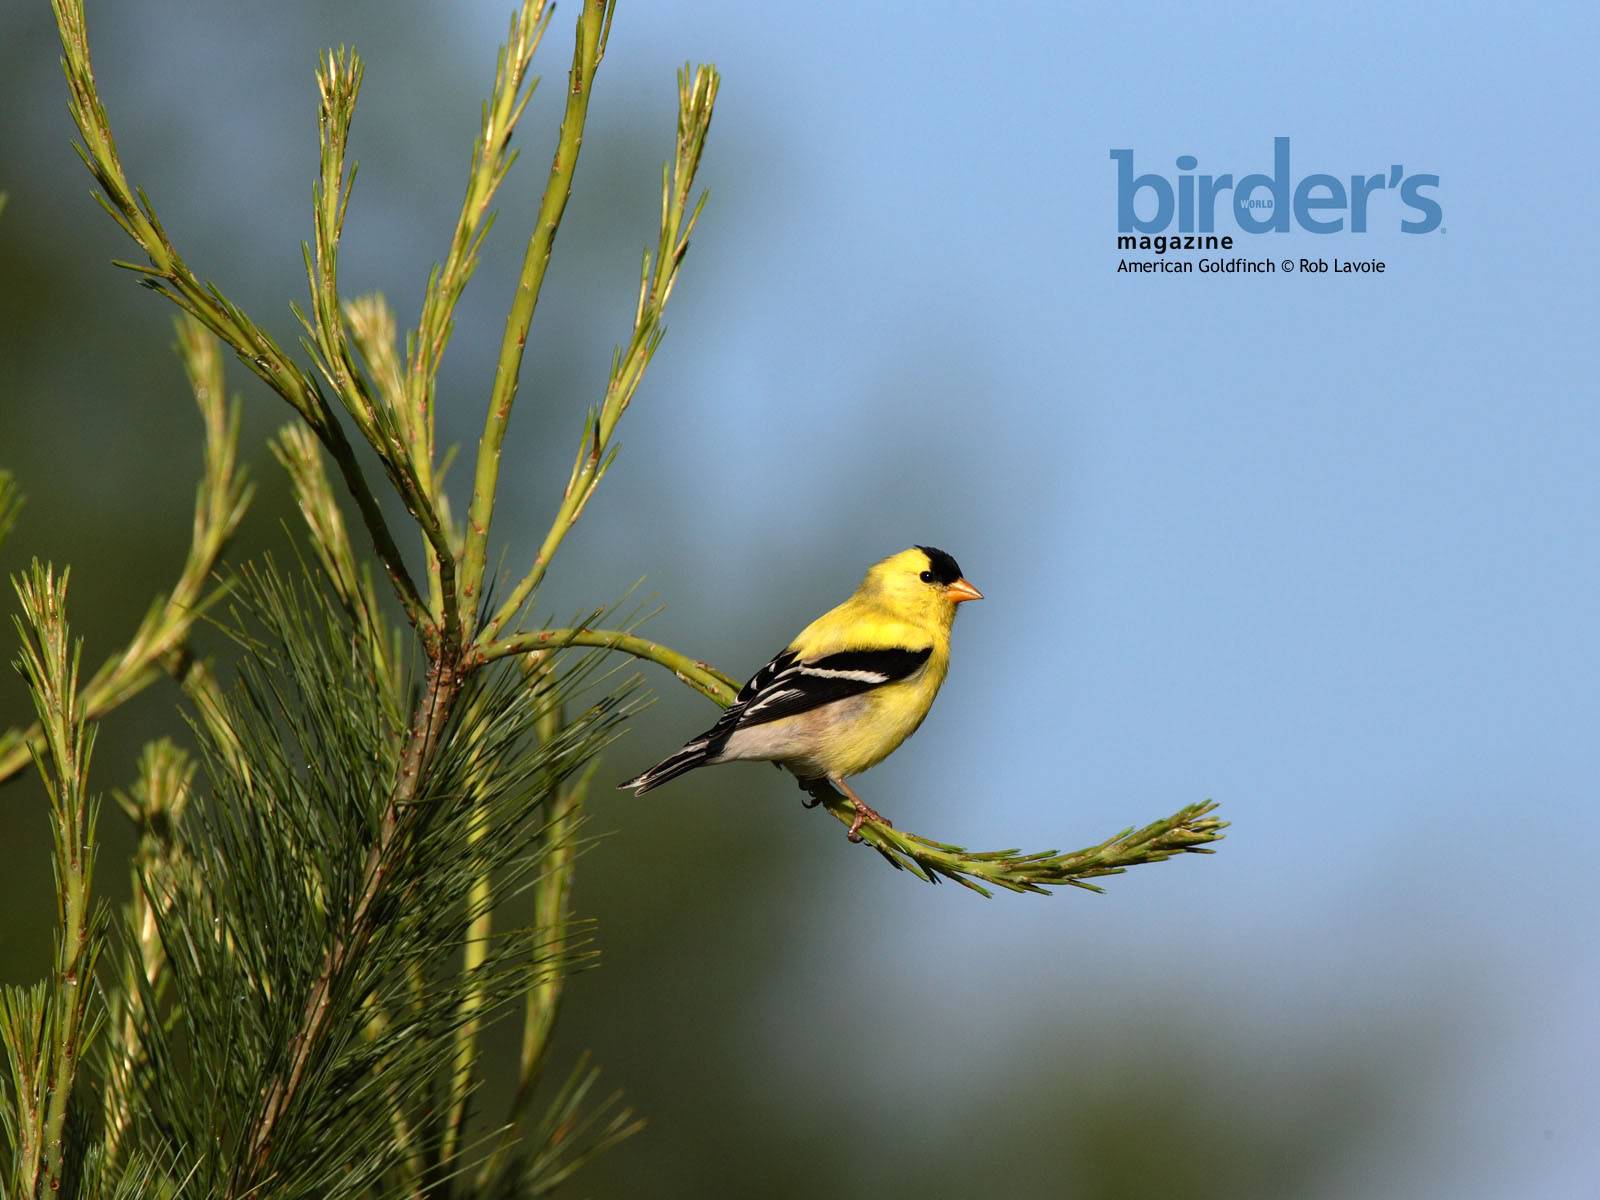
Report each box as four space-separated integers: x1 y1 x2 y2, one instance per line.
517 655 587 1095
799 780 1224 897
167 651 252 790
471 652 597 1192
270 422 401 704
297 48 463 653
98 561 630 1197
0 319 251 787
494 627 1228 897
29 2 714 1194
506 1056 643 1198
238 637 466 1191
5 564 108 1195
344 294 408 432
345 291 459 631
409 0 554 629
438 683 502 1178
101 741 194 1168
49 0 429 632
477 625 737 702
356 995 428 1199
478 59 720 644
459 0 612 623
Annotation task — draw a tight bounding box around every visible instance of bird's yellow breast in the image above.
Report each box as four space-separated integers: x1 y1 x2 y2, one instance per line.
755 576 960 779
751 642 945 779
820 648 947 776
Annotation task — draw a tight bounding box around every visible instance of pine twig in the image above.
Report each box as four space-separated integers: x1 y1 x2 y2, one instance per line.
270 422 399 701
49 0 429 632
409 0 554 627
798 779 1224 897
477 625 736 701
297 48 463 652
516 654 587 1101
459 0 612 622
516 1055 644 1197
489 627 1227 896
0 318 251 786
469 650 601 1194
101 740 194 1166
5 565 106 1195
439 685 503 1177
460 2 614 630
236 651 465 1191
477 58 719 644
517 763 586 1098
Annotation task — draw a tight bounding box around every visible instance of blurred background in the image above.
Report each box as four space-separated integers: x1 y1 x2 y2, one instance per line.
3 1 1597 1196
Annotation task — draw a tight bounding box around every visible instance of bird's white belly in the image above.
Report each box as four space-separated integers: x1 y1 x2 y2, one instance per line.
716 694 875 778
716 679 940 779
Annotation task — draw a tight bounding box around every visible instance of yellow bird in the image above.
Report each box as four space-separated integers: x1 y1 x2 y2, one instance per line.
620 546 983 840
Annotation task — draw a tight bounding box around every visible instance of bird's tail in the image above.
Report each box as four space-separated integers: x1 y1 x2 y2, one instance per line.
618 735 715 794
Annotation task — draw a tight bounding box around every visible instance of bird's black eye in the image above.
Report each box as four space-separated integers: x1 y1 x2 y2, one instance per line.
919 570 935 583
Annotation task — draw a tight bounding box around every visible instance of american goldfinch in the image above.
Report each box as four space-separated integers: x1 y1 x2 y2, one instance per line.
620 546 983 841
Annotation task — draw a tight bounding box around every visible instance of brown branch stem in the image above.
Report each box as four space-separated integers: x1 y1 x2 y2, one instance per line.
236 651 464 1191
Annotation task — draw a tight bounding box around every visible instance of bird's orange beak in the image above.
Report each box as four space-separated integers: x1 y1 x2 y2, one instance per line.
947 577 983 603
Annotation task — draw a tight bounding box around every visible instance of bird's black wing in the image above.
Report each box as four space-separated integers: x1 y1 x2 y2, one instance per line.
703 646 932 757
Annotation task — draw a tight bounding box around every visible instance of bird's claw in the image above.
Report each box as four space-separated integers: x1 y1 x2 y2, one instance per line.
801 777 890 843
846 800 891 843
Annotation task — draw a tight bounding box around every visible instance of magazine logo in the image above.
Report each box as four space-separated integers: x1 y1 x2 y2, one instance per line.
1110 137 1441 236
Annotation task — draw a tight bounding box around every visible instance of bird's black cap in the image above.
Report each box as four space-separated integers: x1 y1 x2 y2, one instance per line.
916 545 964 585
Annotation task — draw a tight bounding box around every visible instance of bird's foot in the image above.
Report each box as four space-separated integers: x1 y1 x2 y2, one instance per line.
798 778 825 809
830 776 891 843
